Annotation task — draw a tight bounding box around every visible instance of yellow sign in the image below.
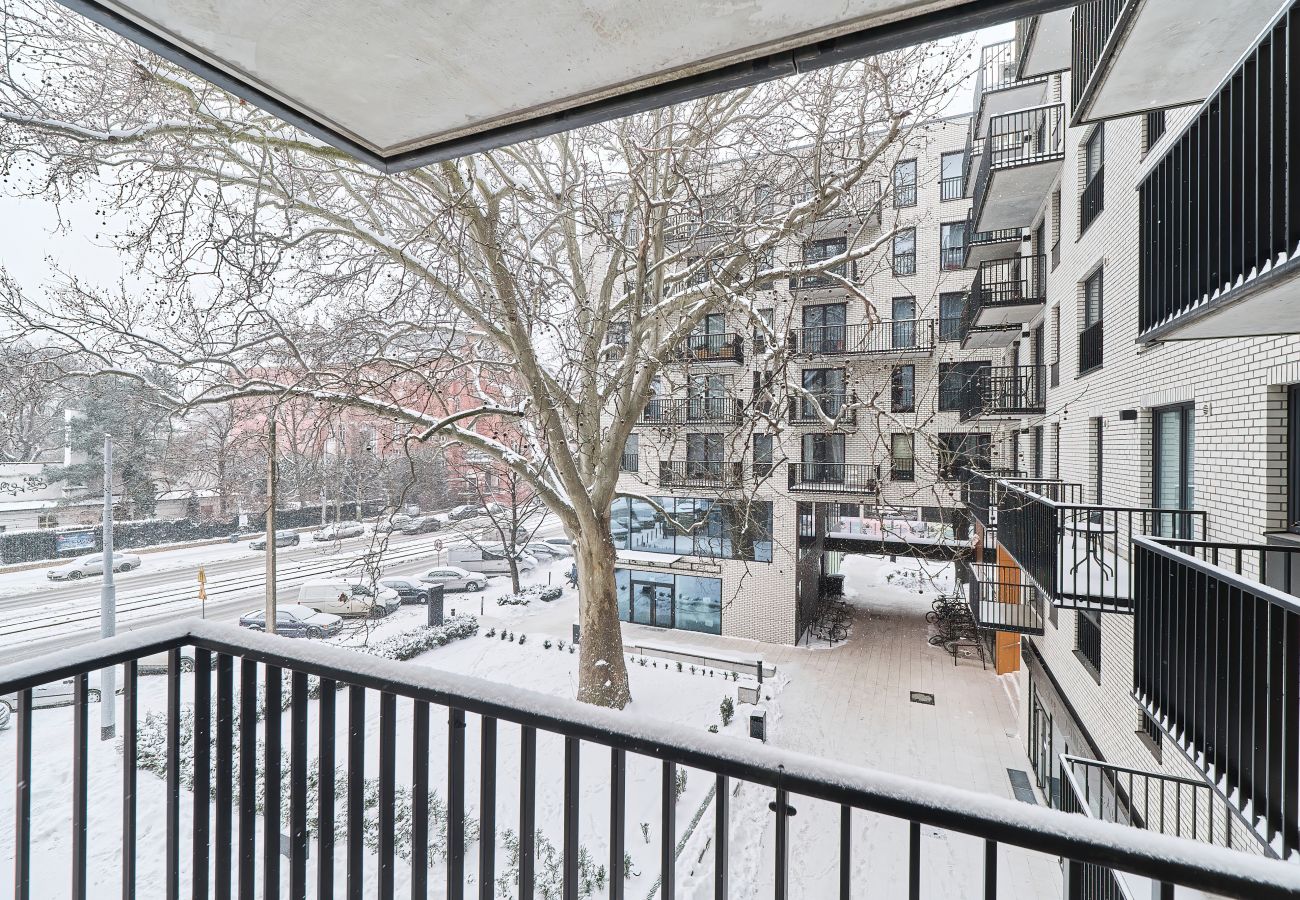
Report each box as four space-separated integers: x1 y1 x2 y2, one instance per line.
198 565 207 601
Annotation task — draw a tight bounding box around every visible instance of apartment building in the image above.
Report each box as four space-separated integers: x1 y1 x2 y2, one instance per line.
956 0 1300 878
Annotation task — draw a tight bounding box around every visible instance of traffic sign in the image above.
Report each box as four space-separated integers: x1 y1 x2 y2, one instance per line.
434 539 443 552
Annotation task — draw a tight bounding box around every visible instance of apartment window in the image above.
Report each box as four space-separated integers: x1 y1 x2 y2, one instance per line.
892 296 917 349
753 182 774 217
1089 418 1104 504
1080 124 1105 235
1289 385 1300 533
800 236 848 287
939 361 988 411
1153 403 1196 538
891 365 915 413
939 151 965 201
685 433 724 477
802 433 846 482
1050 305 1061 387
1079 269 1104 374
753 433 774 477
1031 426 1044 479
891 433 915 481
621 434 639 473
939 292 966 342
939 221 967 271
754 249 776 290
1076 611 1102 679
893 159 917 207
892 228 916 276
608 210 625 232
1143 110 1167 153
802 302 847 353
802 368 846 418
938 433 990 479
1049 190 1062 270
752 307 774 350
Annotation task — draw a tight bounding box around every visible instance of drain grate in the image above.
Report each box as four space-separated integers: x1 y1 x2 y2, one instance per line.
909 691 935 705
1006 768 1038 805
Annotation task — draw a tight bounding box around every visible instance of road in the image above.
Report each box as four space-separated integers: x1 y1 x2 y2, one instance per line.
0 517 562 664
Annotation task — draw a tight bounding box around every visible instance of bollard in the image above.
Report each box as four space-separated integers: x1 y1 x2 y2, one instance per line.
572 622 581 645
427 585 445 628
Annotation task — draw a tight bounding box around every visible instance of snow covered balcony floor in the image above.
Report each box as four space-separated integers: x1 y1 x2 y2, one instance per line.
3 620 1299 899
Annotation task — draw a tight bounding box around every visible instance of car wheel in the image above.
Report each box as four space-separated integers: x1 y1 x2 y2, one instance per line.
0 702 10 730
68 570 83 579
179 657 196 673
118 562 135 572
87 689 102 703
306 626 324 639
469 580 485 592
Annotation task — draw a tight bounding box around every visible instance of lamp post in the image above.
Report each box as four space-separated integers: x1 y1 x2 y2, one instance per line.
266 416 278 634
100 434 116 740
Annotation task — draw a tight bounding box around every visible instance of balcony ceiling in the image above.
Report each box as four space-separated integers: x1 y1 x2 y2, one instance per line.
1018 9 1071 78
975 160 1059 232
58 0 1078 171
974 80 1049 138
1076 0 1289 124
961 325 1020 349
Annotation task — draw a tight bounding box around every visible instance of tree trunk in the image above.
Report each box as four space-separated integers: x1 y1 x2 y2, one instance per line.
508 557 521 595
574 522 632 709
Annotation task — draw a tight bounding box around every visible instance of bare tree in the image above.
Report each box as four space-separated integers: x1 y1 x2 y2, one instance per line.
0 339 68 464
456 446 550 595
0 1 970 706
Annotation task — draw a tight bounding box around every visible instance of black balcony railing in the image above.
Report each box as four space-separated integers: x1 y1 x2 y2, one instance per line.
997 485 1207 612
940 175 964 201
1133 536 1300 860
658 460 744 489
789 260 857 290
788 394 857 426
620 451 639 473
892 252 916 276
1138 4 1298 337
1070 0 1128 116
967 255 1047 329
639 397 744 426
960 560 1045 634
972 39 1048 128
672 333 743 364
958 365 1047 421
963 215 1021 266
1079 166 1105 234
958 467 1024 529
971 105 1065 229
1078 320 1103 374
7 623 1299 900
892 183 917 208
939 246 966 271
787 462 880 493
797 180 884 224
788 319 935 356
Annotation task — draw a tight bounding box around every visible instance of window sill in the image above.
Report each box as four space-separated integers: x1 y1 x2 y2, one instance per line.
1134 728 1162 764
1076 363 1103 379
1072 650 1102 685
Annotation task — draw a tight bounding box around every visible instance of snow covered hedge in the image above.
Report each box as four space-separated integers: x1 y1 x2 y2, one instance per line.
354 614 479 661
497 586 563 606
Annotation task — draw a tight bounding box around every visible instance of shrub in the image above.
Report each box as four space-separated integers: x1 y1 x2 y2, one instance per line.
719 696 735 727
518 634 527 646
542 639 552 650
356 616 479 662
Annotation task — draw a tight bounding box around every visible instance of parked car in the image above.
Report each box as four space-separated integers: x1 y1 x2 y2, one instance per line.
297 579 401 617
448 545 538 576
374 514 414 534
250 529 301 550
525 542 565 560
46 552 143 581
312 520 365 541
447 504 481 521
1 678 104 720
227 527 262 543
138 649 200 673
540 536 573 556
400 515 443 535
238 604 343 638
419 565 487 592
378 576 433 604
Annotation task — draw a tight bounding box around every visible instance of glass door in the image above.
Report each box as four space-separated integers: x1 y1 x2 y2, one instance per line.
629 571 674 628
891 296 916 349
802 302 846 353
1153 404 1195 537
688 374 727 421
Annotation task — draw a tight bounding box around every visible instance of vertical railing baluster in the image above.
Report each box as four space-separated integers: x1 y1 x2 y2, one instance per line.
774 787 789 900
448 708 467 900
215 655 233 900
661 761 676 900
378 692 397 900
610 749 626 900
317 679 336 900
908 821 921 900
290 672 309 900
72 672 88 900
167 649 182 900
983 839 997 900
14 687 32 900
563 736 580 900
238 660 257 900
123 661 138 900
264 666 282 900
194 649 212 900
411 701 430 900
839 805 851 900
519 726 537 900
347 686 365 900
479 717 498 900
715 776 728 900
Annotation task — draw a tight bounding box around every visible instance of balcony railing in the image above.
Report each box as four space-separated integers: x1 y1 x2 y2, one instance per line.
788 394 857 426
972 39 1048 131
958 467 1024 529
939 174 964 201
997 486 1207 612
939 246 966 271
639 397 744 426
796 180 883 224
1133 536 1300 860
671 332 744 364
787 319 935 356
787 462 880 493
964 215 1022 266
960 560 1045 634
1070 0 1128 118
1078 320 1103 374
966 254 1047 328
1079 166 1105 234
657 460 744 489
789 260 857 290
7 623 1299 900
892 252 916 276
620 451 639 473
971 105 1065 230
958 365 1047 421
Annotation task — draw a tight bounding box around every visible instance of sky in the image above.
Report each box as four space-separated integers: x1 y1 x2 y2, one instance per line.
0 22 1012 309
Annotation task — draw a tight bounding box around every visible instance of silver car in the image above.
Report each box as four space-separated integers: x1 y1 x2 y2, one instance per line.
1 677 104 721
419 565 487 592
46 552 143 580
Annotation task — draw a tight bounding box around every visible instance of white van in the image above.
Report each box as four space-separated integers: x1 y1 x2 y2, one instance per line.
447 545 538 575
297 579 401 618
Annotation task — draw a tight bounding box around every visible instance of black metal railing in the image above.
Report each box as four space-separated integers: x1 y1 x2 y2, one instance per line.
940 174 964 201
658 460 744 489
620 451 639 473
672 333 744 364
892 252 916 277
1133 536 1300 860
1076 611 1102 673
1071 0 1128 115
998 487 1207 612
971 105 1065 230
939 246 966 271
1078 320 1104 374
967 255 1047 327
1145 109 1167 148
790 260 857 290
959 365 1047 420
1138 3 1297 337
958 467 1024 529
964 215 1022 266
972 39 1048 128
892 183 917 208
788 394 857 426
1079 165 1105 234
7 623 1299 900
788 319 935 356
787 462 880 493
890 461 915 482
961 560 1045 634
797 180 883 224
639 398 744 426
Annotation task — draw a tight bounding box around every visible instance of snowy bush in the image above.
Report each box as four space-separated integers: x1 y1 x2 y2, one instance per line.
495 829 610 899
497 585 562 607
356 615 479 662
719 696 735 727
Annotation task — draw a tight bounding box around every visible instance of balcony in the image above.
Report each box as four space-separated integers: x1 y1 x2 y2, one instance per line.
796 180 883 237
620 451 639 473
787 319 935 357
657 460 744 489
1132 537 1300 860
960 559 1045 635
958 365 1047 421
789 260 858 293
964 254 1047 336
1138 6 1300 340
964 211 1022 268
1069 0 1286 127
970 39 1049 140
958 467 1024 529
670 332 744 365
6 622 1298 900
1014 10 1072 80
787 394 857 427
639 397 744 427
787 462 879 493
970 105 1064 234
997 485 1206 612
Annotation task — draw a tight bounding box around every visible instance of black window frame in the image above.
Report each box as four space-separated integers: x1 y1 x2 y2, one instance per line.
890 433 915 481
893 158 918 208
939 151 965 201
892 228 916 276
938 292 966 342
939 361 988 411
891 364 916 413
1152 402 1196 538
939 220 968 271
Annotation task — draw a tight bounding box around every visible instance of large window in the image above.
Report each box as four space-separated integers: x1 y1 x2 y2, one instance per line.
1080 124 1105 234
1079 268 1104 374
615 569 722 634
610 497 772 563
802 302 846 353
892 228 916 276
893 159 917 207
937 433 991 479
891 296 916 348
939 361 988 410
1153 403 1195 537
891 434 915 481
939 292 966 342
940 151 965 201
685 433 723 477
802 368 846 417
939 221 967 271
891 365 915 413
800 236 847 286
801 433 845 483
753 433 774 477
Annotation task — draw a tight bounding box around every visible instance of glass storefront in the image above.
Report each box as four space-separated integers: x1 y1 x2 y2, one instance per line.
611 496 772 562
615 568 722 634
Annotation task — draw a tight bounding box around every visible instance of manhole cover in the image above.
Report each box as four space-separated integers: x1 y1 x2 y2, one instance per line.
909 691 934 705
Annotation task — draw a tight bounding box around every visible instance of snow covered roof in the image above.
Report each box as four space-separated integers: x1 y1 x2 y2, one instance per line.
60 0 1050 171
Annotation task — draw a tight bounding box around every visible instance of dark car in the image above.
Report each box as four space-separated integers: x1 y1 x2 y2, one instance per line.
400 516 443 535
250 529 301 550
378 576 432 604
238 604 343 638
447 504 480 521
227 528 262 543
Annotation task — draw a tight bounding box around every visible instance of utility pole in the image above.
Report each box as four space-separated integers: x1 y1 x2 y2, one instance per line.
266 415 278 634
100 434 116 740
